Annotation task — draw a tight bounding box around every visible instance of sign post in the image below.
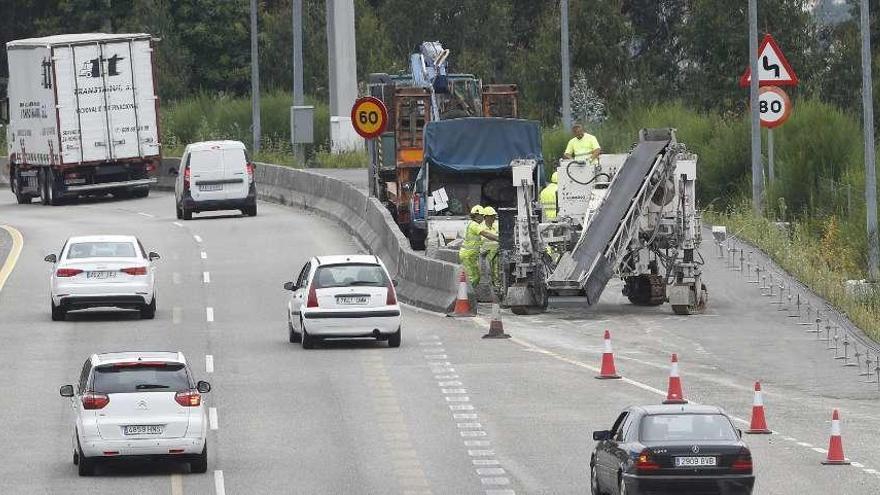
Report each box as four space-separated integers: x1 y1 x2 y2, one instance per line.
351 97 389 197
757 86 792 184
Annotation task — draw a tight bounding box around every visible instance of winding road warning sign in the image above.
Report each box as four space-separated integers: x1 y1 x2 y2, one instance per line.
739 34 799 88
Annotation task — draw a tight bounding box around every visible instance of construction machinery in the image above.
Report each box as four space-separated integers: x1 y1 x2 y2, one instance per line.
367 41 518 248
500 129 707 315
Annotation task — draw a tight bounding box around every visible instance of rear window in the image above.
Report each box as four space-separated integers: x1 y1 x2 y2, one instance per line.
189 149 222 172
640 414 738 442
313 263 388 289
92 363 191 394
67 242 137 259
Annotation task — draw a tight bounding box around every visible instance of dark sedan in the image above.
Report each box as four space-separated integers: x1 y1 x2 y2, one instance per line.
590 404 755 495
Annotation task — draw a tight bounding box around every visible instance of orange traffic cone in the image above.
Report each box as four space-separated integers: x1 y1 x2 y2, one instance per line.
663 353 688 404
595 330 621 379
746 381 771 434
482 302 511 339
821 409 851 465
448 270 475 317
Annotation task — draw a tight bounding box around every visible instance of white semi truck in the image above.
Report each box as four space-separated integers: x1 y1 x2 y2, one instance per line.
1 33 160 205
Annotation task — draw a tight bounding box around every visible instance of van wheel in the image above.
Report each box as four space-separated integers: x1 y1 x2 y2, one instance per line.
190 444 208 474
243 204 257 217
176 204 183 220
182 207 193 220
388 328 401 348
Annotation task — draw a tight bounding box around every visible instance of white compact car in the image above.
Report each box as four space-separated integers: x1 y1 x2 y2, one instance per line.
284 255 402 348
46 235 160 321
59 352 211 476
174 140 257 220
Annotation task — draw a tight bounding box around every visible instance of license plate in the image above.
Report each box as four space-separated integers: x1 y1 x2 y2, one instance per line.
199 184 223 192
675 456 717 467
337 296 369 305
124 425 163 435
87 271 117 279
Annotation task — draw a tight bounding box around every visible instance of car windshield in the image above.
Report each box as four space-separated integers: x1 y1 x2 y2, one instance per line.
93 363 190 394
640 414 738 442
67 242 137 259
313 263 388 289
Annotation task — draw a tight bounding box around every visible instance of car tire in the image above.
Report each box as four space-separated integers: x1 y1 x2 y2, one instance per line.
141 298 157 319
190 443 208 474
176 203 183 220
243 204 257 217
388 328 401 348
618 475 628 495
51 300 66 321
77 443 95 476
301 321 315 349
288 315 301 343
182 206 193 221
590 461 602 495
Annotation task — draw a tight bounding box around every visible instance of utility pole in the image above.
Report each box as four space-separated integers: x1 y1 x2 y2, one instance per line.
250 0 262 154
292 0 305 165
860 0 879 280
748 0 763 214
560 0 572 131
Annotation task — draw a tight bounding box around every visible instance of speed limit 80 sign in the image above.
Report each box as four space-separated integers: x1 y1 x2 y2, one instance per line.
351 96 388 139
758 86 792 129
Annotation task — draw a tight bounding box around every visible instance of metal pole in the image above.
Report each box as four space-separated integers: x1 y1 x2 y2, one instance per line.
768 128 775 183
560 0 572 131
250 0 262 154
860 0 879 280
749 0 763 214
292 0 305 165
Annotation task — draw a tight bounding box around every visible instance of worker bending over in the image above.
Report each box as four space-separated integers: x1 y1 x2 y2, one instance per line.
460 205 499 286
481 207 500 290
563 123 601 163
540 171 559 221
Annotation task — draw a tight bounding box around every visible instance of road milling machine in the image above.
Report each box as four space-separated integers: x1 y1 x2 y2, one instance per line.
500 129 707 315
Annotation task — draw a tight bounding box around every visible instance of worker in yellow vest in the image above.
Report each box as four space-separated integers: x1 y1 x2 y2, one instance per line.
481 206 501 289
460 205 498 286
563 123 602 163
539 171 559 221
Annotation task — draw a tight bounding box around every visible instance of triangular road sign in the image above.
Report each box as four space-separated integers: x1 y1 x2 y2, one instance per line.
739 34 799 87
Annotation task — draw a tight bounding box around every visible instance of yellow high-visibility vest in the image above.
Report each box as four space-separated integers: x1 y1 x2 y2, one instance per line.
461 221 484 252
540 183 558 220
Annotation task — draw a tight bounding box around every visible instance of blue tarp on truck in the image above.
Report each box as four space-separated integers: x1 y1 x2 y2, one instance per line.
423 118 544 174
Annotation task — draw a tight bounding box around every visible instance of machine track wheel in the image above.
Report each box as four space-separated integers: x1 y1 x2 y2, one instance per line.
624 274 666 306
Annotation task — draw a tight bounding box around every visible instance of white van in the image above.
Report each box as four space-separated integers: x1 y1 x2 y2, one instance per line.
174 141 257 220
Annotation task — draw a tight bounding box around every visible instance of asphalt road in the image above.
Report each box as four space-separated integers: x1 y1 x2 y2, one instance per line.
0 188 878 494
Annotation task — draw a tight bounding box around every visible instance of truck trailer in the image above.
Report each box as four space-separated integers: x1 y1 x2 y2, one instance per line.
1 33 160 205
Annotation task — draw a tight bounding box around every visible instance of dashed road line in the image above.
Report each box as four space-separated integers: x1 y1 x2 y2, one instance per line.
172 306 182 325
137 212 154 218
200 251 208 259
206 307 214 322
206 354 214 373
173 221 184 228
193 234 203 243
214 470 226 495
203 271 211 284
209 407 219 430
170 473 183 495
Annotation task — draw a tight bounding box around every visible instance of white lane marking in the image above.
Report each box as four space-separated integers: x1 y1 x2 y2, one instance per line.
781 436 797 442
851 461 864 468
465 440 491 447
417 334 440 340
420 342 443 346
171 473 183 495
473 459 501 466
209 407 219 430
205 355 214 373
864 468 879 474
214 470 226 495
458 423 482 429
206 307 214 322
172 272 182 285
449 404 474 411
461 431 488 437
446 396 470 402
425 354 449 359
481 478 510 486
194 235 203 243
454 413 478 420
173 222 184 228
435 375 459 380
439 381 463 387
811 447 827 454
485 489 516 495
431 368 455 373
137 212 154 218
200 251 208 259
172 307 182 325
797 442 813 448
203 271 211 284
468 449 495 456
442 389 467 394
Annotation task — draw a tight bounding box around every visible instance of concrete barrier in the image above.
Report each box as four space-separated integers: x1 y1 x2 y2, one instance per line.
1 156 460 312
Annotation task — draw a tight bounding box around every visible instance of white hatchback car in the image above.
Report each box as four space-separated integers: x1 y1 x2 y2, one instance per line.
46 235 160 321
59 352 211 476
284 255 402 348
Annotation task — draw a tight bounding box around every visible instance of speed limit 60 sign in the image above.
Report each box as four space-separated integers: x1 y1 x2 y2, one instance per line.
351 96 388 139
758 86 792 129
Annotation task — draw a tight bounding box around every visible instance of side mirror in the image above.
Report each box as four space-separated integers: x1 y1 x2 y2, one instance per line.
44 254 57 263
59 385 74 397
592 430 611 441
168 167 179 176
392 279 399 287
148 252 160 261
283 281 297 291
196 380 211 393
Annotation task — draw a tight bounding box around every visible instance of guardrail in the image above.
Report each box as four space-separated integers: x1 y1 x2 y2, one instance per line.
0 157 459 314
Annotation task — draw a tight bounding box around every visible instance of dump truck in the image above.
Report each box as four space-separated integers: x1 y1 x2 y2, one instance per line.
1 33 160 205
366 41 518 248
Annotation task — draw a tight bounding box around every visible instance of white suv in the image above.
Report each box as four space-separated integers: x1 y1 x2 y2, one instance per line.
284 255 402 348
59 352 211 476
174 140 257 220
47 235 160 320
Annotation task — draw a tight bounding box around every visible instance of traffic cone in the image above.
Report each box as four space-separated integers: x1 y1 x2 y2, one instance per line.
595 330 621 379
746 381 771 434
662 353 688 404
448 269 475 317
482 302 511 339
821 409 851 465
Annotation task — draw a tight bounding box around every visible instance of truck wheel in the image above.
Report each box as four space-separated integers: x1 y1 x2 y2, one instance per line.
40 169 60 206
12 174 31 204
39 170 50 206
